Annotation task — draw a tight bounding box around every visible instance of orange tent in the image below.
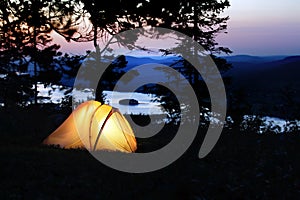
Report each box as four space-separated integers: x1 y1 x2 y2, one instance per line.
43 100 137 153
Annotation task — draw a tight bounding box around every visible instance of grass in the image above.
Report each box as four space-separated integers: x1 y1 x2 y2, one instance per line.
1 108 300 199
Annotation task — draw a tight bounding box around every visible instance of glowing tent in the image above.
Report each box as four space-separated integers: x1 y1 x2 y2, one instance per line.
43 100 137 153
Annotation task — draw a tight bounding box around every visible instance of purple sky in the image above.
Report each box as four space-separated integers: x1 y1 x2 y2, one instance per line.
54 0 300 56
217 0 300 56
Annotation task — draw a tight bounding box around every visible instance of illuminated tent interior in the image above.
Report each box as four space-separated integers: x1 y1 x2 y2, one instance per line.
43 100 137 153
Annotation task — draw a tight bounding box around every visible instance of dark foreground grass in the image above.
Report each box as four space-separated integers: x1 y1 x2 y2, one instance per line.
1 129 300 199
1 110 300 199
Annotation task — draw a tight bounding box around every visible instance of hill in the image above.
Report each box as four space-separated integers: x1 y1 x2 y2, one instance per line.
224 55 300 118
223 55 287 63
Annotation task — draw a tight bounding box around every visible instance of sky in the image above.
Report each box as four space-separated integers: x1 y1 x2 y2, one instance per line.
217 0 300 56
54 0 300 56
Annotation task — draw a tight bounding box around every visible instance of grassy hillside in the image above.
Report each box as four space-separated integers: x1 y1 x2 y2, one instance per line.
1 109 300 199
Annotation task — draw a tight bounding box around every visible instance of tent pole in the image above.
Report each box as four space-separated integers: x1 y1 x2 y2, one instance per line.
92 109 114 151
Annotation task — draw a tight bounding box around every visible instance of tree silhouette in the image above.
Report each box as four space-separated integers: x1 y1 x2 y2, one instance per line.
95 55 128 102
54 0 231 109
1 0 231 109
137 0 231 54
56 0 231 55
0 0 80 106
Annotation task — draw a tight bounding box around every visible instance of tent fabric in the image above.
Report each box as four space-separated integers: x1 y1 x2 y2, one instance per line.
43 100 137 153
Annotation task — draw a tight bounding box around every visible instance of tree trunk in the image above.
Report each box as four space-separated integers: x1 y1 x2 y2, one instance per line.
33 27 38 104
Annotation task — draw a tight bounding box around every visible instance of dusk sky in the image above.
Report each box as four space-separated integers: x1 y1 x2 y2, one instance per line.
54 0 300 56
217 0 300 56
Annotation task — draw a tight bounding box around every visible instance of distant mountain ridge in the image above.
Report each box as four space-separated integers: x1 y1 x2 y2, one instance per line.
60 54 300 87
56 54 300 118
222 55 290 63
